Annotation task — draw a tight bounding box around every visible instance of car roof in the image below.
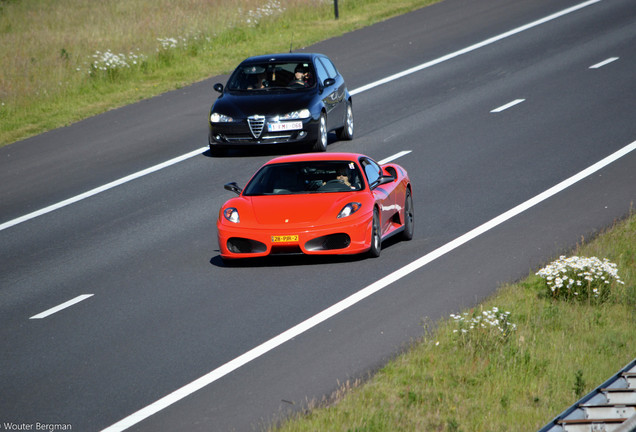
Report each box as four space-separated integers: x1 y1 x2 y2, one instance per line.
240 53 325 64
263 152 367 165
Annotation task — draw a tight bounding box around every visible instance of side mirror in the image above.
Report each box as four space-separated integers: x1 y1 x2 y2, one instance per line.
323 78 336 87
371 175 395 189
213 83 224 93
224 182 242 195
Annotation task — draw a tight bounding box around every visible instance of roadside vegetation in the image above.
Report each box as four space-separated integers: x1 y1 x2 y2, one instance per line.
0 0 437 147
273 212 635 431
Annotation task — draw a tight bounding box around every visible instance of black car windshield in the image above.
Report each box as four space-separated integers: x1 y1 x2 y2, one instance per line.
226 62 316 91
243 161 364 196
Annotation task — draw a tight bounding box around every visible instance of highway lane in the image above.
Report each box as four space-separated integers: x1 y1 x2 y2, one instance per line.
1 0 635 430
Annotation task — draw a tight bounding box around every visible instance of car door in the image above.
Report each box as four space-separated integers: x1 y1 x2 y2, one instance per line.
361 158 396 237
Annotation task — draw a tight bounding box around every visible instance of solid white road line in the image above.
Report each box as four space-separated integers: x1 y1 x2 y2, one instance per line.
589 57 619 69
30 294 94 320
0 148 410 233
350 0 602 96
0 0 602 233
491 99 526 113
102 140 636 431
0 148 207 232
379 150 412 164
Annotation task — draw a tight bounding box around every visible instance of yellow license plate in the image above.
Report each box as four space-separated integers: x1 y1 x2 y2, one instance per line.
271 235 298 243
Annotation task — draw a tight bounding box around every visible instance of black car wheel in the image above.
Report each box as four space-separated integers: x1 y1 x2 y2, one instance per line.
336 101 354 141
402 189 414 240
312 113 328 152
368 208 381 258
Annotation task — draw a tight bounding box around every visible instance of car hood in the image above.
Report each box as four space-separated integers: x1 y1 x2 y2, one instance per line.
230 193 366 227
212 91 315 118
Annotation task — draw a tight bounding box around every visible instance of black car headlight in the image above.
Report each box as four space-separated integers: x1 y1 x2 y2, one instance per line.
337 202 362 218
279 109 311 120
210 113 234 123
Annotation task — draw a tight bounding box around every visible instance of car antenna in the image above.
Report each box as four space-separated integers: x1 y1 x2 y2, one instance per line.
289 33 294 53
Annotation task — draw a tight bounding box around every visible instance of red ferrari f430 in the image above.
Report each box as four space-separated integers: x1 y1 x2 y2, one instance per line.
217 152 413 260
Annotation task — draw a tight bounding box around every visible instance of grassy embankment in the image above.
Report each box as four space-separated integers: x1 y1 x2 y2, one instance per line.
0 0 436 147
273 213 635 431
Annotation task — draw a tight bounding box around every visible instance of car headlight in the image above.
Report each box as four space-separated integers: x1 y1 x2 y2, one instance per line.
337 202 362 218
280 108 311 120
223 207 240 223
210 112 234 123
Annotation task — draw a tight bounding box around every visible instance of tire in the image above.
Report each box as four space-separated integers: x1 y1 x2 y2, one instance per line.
312 113 328 152
368 208 381 258
402 189 414 241
336 101 354 141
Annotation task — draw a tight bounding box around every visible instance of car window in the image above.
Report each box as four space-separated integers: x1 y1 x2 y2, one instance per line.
314 59 329 86
243 161 364 196
318 57 338 79
360 158 381 186
226 62 316 91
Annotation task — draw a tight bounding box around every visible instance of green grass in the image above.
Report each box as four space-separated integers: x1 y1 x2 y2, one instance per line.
0 0 437 147
273 213 636 431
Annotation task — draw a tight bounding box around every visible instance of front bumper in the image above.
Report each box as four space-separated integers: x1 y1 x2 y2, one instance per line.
217 215 373 259
209 117 319 147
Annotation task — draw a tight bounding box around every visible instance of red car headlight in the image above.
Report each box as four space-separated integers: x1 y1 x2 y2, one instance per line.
337 202 362 218
223 207 240 223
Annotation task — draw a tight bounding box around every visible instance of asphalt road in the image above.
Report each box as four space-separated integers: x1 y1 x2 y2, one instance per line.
1 0 635 430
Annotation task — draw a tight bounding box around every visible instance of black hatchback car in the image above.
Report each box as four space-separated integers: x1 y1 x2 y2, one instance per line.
208 53 353 155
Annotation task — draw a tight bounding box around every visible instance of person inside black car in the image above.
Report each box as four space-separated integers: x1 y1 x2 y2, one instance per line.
247 71 267 89
289 64 313 87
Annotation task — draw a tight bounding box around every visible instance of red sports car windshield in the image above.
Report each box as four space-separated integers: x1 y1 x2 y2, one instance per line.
243 161 365 196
